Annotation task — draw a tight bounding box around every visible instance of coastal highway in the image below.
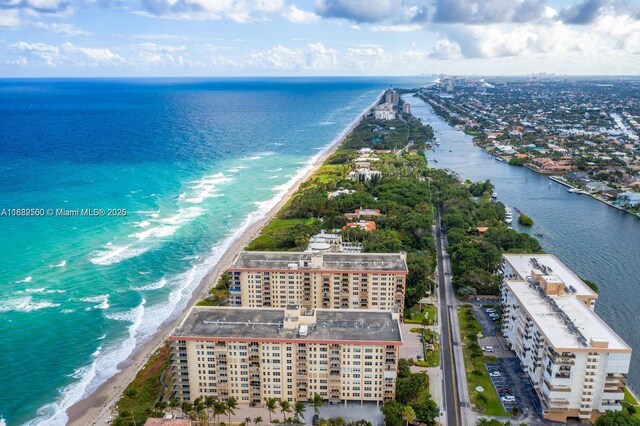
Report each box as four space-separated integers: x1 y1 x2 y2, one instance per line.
435 206 472 426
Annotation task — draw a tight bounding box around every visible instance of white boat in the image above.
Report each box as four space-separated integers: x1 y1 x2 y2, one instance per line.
505 206 513 225
567 187 579 193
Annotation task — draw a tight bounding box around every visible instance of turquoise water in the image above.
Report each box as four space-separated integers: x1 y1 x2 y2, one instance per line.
0 78 428 425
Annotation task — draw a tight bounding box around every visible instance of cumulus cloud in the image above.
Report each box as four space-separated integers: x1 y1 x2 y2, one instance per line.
3 0 71 14
283 5 319 23
10 41 60 66
139 0 286 22
428 39 462 59
428 0 549 24
8 41 123 67
314 0 402 23
0 9 21 28
246 42 337 70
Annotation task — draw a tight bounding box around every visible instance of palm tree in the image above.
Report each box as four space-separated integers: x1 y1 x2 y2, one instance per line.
213 401 227 425
181 402 193 419
226 397 238 424
253 416 263 426
266 398 277 423
402 405 416 426
293 401 305 422
205 396 216 425
311 393 323 415
169 398 180 419
279 400 292 422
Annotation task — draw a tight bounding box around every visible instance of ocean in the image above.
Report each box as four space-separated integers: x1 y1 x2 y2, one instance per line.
0 77 429 425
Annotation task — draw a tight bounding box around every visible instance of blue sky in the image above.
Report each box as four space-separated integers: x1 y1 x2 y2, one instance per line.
1 0 639 76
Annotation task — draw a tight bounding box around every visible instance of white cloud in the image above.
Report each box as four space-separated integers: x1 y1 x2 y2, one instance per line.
428 39 462 59
33 22 90 36
283 5 319 24
10 41 60 66
6 56 28 66
247 42 337 70
62 42 124 64
0 10 21 28
139 0 288 22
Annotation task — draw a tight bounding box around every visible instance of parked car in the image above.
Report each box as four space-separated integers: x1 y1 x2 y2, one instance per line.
501 395 516 402
313 414 319 425
483 346 494 352
485 308 495 313
498 389 511 395
489 371 501 377
497 387 511 393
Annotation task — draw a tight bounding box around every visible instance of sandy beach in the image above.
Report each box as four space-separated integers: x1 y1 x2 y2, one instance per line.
66 92 382 426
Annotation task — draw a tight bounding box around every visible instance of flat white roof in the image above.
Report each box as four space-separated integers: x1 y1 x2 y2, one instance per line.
506 281 629 351
503 254 597 298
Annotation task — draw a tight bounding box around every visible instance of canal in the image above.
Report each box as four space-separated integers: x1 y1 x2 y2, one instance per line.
406 94 640 394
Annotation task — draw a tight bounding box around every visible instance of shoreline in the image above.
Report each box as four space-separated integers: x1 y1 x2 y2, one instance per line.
65 91 384 426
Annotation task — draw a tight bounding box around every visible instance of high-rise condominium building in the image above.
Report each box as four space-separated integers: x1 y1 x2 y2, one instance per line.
169 306 402 406
501 254 631 422
227 251 408 313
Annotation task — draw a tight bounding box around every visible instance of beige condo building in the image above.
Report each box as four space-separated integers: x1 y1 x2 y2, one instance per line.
227 251 408 313
169 306 402 406
501 254 631 423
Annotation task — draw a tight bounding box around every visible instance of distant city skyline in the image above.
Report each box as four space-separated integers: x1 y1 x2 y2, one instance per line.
1 0 640 77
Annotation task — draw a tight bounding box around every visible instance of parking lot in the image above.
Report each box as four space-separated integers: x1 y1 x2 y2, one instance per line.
467 298 554 424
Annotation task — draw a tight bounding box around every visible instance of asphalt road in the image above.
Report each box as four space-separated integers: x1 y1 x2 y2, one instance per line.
435 207 464 426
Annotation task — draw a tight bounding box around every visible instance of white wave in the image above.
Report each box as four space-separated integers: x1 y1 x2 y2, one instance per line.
61 309 75 314
133 220 151 228
0 296 60 313
50 260 67 268
130 225 178 241
185 173 232 204
89 243 150 266
266 168 282 172
245 155 262 160
319 121 335 125
0 416 6 426
24 288 66 295
271 142 284 146
80 294 110 310
133 278 167 291
157 206 204 226
98 334 106 340
268 175 279 179
16 276 32 283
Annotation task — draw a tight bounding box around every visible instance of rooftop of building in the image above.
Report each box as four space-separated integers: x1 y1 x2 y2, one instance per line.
505 280 629 351
231 251 407 272
171 307 403 343
502 254 597 298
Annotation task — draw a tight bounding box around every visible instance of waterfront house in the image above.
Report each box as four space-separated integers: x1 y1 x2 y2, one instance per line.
618 192 640 207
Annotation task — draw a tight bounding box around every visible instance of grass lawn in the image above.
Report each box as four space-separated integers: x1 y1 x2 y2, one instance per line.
114 343 171 426
458 306 508 417
310 164 346 185
622 387 640 418
245 217 318 251
404 304 437 325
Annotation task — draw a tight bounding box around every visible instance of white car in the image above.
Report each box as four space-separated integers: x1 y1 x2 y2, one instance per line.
483 346 494 352
485 308 495 313
489 371 501 377
501 396 516 402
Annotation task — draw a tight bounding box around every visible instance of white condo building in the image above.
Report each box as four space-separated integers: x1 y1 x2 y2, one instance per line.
500 254 631 422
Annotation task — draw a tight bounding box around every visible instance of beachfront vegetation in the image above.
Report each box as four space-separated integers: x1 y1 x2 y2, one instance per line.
112 344 170 426
198 273 230 306
458 306 508 416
